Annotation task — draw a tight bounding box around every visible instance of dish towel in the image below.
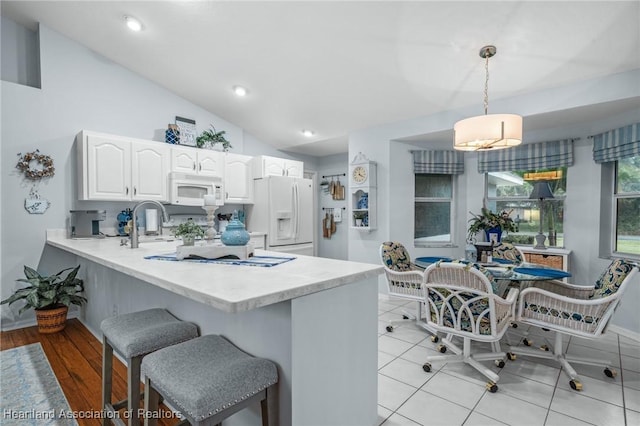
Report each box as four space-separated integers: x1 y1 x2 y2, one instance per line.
145 254 296 267
512 267 571 278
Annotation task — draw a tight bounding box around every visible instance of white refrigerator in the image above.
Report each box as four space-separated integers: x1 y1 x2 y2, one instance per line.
247 176 314 255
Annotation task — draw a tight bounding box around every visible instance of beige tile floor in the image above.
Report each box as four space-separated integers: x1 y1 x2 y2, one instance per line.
377 295 640 426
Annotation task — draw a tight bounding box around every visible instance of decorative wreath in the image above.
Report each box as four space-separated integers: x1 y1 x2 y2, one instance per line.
16 150 55 180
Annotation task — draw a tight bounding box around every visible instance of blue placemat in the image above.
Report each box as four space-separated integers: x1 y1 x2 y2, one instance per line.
415 256 452 264
493 258 516 265
513 267 571 278
145 254 296 267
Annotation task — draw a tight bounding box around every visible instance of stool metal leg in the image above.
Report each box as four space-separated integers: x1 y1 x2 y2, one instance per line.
261 389 269 426
128 356 143 426
102 336 114 426
143 377 160 426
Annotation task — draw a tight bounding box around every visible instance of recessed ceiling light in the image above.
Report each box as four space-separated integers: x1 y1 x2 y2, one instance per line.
124 16 143 32
233 86 248 97
302 130 315 137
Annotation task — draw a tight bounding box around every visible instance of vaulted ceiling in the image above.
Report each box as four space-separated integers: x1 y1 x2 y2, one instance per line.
3 1 639 156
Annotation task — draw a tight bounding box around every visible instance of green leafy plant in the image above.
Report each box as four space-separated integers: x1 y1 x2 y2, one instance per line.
353 211 368 220
468 207 516 238
0 265 86 315
173 219 205 239
196 125 232 151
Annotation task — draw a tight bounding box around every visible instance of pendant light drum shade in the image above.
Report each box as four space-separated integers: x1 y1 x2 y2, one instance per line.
454 114 523 151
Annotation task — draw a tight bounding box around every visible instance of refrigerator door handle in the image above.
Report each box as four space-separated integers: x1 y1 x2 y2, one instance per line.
293 182 300 239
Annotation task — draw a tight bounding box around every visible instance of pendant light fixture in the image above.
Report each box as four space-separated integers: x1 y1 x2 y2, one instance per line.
453 45 522 151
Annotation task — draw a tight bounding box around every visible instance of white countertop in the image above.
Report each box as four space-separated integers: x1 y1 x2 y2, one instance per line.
46 230 382 313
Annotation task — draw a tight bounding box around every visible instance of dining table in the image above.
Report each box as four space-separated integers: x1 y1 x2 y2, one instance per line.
414 256 572 285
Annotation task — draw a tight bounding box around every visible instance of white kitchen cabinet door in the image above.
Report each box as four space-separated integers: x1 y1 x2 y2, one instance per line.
284 160 304 178
225 153 254 204
86 134 131 200
132 141 169 201
197 150 224 177
254 155 304 178
171 147 198 173
171 147 223 178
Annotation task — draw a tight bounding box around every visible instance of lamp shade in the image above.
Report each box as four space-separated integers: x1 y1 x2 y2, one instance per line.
453 114 523 151
529 182 554 200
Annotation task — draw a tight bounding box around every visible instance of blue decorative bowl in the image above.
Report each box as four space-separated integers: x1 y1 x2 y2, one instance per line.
221 219 250 246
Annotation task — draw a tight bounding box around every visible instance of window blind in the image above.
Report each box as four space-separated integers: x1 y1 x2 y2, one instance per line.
477 139 574 173
411 150 464 175
592 122 640 163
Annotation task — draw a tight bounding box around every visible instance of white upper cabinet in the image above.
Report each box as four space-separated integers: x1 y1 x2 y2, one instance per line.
131 141 169 200
77 131 169 201
253 155 304 178
170 146 224 178
224 153 254 204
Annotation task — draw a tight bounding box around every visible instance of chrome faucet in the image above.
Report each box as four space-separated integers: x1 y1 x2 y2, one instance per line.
130 200 170 249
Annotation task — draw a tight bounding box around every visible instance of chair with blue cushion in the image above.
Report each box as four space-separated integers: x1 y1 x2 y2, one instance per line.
509 259 639 391
421 261 519 392
492 242 525 264
379 242 438 341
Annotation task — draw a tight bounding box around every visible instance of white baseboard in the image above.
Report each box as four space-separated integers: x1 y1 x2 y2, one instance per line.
608 324 640 343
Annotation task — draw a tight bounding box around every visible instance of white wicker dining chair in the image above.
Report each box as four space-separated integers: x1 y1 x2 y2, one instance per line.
421 262 519 392
509 259 639 391
379 242 440 343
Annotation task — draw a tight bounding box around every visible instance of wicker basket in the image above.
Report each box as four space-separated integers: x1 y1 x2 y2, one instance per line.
35 305 69 334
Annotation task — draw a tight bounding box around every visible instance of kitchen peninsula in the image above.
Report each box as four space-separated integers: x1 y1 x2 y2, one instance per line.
46 230 382 426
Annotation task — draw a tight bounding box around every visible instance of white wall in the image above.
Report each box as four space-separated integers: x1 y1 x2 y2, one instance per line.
316 154 349 260
348 70 640 333
0 22 309 329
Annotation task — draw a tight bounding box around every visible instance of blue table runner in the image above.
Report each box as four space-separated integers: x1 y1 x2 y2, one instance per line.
145 254 296 267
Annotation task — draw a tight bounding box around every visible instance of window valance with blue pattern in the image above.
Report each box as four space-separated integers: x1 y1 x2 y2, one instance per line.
477 139 574 173
411 150 464 175
592 122 640 164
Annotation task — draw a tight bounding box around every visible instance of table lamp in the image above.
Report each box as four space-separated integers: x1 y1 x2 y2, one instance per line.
529 182 554 249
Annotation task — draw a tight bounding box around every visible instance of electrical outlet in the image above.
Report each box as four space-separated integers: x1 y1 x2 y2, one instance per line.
333 209 342 222
112 304 118 317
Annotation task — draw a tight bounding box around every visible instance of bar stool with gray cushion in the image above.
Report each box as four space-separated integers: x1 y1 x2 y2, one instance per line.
142 334 279 426
101 308 199 426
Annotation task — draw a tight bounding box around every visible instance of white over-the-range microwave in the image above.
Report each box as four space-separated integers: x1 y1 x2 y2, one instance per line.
169 172 224 206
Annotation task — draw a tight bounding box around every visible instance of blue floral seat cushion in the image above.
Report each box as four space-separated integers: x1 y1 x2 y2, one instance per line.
381 241 415 272
426 260 498 335
492 242 523 263
592 258 634 299
428 291 493 335
523 303 598 325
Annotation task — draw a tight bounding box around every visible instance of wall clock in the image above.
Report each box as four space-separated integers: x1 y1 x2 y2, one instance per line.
352 166 367 184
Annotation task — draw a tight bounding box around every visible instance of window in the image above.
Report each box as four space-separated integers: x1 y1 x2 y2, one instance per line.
614 156 640 256
415 174 453 245
486 168 567 247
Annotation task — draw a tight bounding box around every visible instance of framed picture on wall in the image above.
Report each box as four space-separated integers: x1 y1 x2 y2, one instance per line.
175 116 197 146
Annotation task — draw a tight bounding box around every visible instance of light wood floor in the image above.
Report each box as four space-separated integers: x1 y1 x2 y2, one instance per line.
1 319 178 426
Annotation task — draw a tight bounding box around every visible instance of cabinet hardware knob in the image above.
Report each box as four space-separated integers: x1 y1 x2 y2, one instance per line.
193 162 196 170
134 187 137 195
199 163 202 171
126 186 129 195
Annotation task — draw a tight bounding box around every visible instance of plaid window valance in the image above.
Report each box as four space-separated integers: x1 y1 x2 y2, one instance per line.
412 150 464 175
477 139 574 173
592 123 640 164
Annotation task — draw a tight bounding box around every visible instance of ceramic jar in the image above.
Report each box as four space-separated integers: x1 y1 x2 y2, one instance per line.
221 218 250 246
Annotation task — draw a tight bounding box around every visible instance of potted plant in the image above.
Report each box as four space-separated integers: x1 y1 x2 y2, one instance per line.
173 219 205 246
468 207 516 242
353 211 367 227
196 125 232 151
0 265 86 334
